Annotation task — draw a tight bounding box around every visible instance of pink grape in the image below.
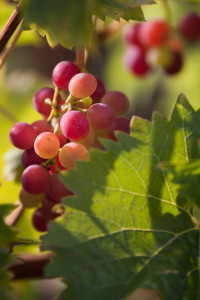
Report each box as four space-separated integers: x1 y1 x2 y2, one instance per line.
108 117 130 141
21 148 46 168
78 126 95 148
90 78 106 103
21 165 50 194
34 132 60 159
31 120 53 135
124 45 151 77
32 87 63 116
60 110 90 141
9 122 37 150
101 91 129 116
69 73 97 98
59 142 89 169
87 103 115 130
52 61 80 91
124 23 143 47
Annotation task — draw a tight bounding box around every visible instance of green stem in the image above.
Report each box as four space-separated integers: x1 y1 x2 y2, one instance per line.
47 87 60 122
161 0 171 22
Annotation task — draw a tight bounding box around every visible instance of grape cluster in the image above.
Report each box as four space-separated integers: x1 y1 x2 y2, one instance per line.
9 60 130 231
123 12 200 77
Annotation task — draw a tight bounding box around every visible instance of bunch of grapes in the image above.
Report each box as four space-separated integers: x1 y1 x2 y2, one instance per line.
123 12 200 77
9 60 130 232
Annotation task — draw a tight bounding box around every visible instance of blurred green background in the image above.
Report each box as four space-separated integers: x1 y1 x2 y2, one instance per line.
0 0 200 299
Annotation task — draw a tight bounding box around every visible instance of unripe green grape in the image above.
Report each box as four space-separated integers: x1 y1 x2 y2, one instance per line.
82 96 93 108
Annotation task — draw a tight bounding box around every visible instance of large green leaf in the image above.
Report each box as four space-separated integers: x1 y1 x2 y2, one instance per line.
21 0 154 48
42 94 200 299
0 205 17 300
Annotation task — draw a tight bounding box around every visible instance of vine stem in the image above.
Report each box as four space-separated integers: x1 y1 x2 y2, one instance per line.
0 22 22 69
8 252 53 280
0 0 22 54
161 0 171 22
75 48 85 70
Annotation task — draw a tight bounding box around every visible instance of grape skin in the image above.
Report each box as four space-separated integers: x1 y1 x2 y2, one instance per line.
52 61 80 91
59 142 89 169
101 91 129 116
21 148 46 168
21 165 50 194
19 189 43 208
69 73 97 99
87 103 115 130
90 78 106 103
9 122 37 150
31 120 53 135
60 110 90 141
34 132 60 159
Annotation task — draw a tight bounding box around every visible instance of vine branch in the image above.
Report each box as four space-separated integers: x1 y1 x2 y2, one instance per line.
0 0 23 54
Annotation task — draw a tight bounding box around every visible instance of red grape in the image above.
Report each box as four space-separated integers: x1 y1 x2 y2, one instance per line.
69 73 97 98
87 103 115 130
21 148 46 168
60 110 90 141
124 45 151 77
21 165 50 194
124 23 143 47
9 122 37 150
32 87 63 116
34 132 60 159
32 208 48 232
90 78 106 103
108 117 130 141
101 91 129 116
19 189 43 208
31 120 53 135
52 61 80 91
178 12 200 42
164 50 183 75
48 173 73 203
139 20 170 47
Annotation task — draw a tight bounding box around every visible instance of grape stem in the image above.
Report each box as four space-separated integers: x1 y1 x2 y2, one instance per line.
0 0 22 54
47 87 60 122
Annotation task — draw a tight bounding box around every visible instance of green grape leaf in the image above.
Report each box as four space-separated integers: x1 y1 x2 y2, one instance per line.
42 94 200 300
21 0 154 48
161 160 200 209
0 205 17 300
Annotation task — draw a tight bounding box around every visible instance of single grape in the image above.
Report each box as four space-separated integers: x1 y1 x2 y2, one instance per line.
32 208 48 232
87 103 115 130
21 165 50 194
31 120 53 135
178 12 200 42
90 78 106 103
57 133 68 147
59 142 89 169
124 45 151 77
52 61 80 91
108 117 130 141
19 189 43 208
21 148 46 168
34 132 60 159
32 87 63 116
60 110 90 141
9 122 37 150
48 173 73 203
101 91 129 116
124 23 143 46
69 73 97 98
41 196 63 220
164 49 183 75
139 20 170 47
